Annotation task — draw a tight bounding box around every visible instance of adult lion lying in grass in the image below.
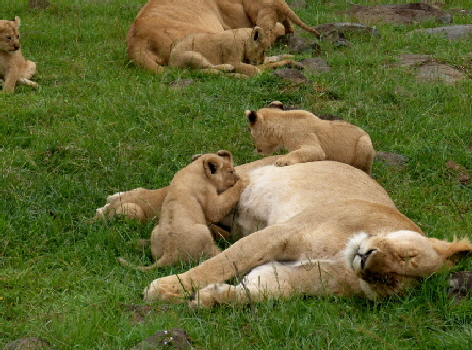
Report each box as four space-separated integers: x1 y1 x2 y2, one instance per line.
0 16 38 93
95 159 471 307
169 26 299 77
126 0 320 72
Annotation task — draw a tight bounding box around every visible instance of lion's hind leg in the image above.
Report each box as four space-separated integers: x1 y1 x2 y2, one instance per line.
172 51 234 72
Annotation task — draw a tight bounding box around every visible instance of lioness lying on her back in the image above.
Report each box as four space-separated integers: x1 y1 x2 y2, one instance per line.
247 101 375 174
169 26 298 77
0 16 38 93
137 150 247 269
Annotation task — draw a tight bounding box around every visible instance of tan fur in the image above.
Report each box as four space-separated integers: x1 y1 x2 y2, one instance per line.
139 150 248 269
138 161 471 307
0 17 37 93
126 0 320 72
169 26 297 77
246 103 376 175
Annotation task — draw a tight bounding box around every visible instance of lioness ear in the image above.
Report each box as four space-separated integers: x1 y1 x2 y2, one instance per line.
430 237 472 264
192 154 203 162
216 150 233 165
203 156 221 178
246 110 258 126
252 26 263 42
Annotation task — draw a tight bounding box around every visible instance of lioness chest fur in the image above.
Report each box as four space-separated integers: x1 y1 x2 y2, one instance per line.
0 16 37 93
246 105 375 175
147 150 247 268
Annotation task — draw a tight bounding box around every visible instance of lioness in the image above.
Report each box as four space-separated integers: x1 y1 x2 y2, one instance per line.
138 150 247 269
246 103 375 174
126 0 320 72
0 16 38 93
139 161 471 307
169 26 298 77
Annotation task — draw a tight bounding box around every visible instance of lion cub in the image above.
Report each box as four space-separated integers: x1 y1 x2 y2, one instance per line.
246 102 375 175
0 16 38 93
143 150 247 269
169 26 293 77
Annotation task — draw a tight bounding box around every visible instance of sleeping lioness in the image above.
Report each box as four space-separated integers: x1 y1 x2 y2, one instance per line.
169 26 299 77
126 0 320 72
0 16 38 93
139 160 471 307
247 102 375 174
137 150 247 269
94 159 471 307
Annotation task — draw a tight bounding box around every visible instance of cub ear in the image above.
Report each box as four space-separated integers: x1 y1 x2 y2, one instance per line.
14 16 20 27
203 156 222 178
246 110 258 126
252 26 263 42
268 101 284 110
192 153 203 162
216 150 233 165
430 237 472 264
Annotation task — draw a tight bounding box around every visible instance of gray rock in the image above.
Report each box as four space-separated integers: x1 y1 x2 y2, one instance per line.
397 54 432 67
315 22 381 42
130 328 192 350
417 63 465 85
375 151 408 169
5 338 53 350
448 271 472 301
273 68 311 84
408 25 472 40
298 58 330 73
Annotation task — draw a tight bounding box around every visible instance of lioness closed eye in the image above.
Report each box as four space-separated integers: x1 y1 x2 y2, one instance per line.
0 16 38 93
246 102 376 175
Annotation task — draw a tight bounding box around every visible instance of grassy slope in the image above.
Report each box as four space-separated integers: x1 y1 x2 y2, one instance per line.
2 0 471 349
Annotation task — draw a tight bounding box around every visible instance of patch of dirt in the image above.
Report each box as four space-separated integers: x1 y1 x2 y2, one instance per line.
375 151 408 169
130 328 193 350
446 161 471 185
122 304 170 324
449 271 472 301
5 338 53 350
340 3 451 24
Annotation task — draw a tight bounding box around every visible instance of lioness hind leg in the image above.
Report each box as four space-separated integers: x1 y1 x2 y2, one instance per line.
353 135 375 176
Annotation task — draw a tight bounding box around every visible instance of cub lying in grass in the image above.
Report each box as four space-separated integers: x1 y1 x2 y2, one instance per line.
169 26 297 77
0 16 37 93
137 150 247 269
247 101 375 175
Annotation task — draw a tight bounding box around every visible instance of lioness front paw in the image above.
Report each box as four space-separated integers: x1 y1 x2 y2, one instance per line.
188 284 219 310
143 276 187 303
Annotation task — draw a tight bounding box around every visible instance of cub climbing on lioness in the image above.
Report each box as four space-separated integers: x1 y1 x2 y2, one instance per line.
137 150 248 269
247 101 375 175
0 16 38 93
169 26 298 77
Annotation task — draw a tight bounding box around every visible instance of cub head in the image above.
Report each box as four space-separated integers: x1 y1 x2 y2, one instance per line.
0 16 21 53
345 231 472 300
194 150 239 193
243 27 269 65
246 109 280 155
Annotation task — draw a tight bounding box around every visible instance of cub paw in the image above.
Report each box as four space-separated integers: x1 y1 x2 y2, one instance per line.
214 64 235 72
274 159 295 167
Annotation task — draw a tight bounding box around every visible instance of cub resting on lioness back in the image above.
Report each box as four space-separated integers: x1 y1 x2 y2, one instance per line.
126 0 320 73
137 150 248 269
140 160 471 307
169 26 300 77
247 102 375 174
0 16 38 93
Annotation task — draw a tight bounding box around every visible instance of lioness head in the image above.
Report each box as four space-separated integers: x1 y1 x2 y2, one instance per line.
0 16 21 53
345 231 472 300
246 109 281 155
193 150 239 193
244 27 269 65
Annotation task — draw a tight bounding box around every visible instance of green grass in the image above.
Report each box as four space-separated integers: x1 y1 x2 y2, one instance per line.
2 0 472 348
